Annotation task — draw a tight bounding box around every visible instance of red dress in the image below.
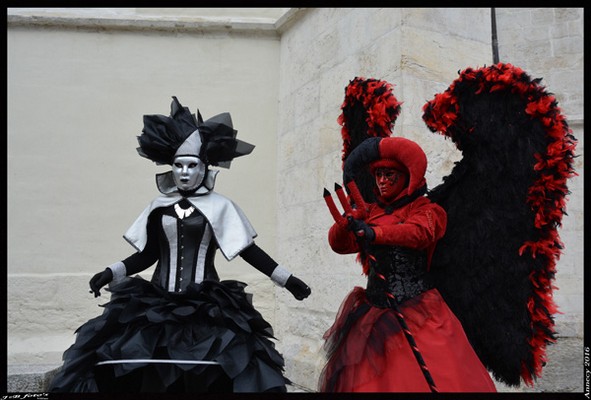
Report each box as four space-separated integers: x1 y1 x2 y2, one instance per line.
319 196 496 392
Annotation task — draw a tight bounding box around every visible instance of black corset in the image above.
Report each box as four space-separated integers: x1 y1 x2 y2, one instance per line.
365 245 432 307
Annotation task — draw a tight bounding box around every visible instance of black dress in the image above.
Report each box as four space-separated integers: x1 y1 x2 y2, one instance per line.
49 201 288 393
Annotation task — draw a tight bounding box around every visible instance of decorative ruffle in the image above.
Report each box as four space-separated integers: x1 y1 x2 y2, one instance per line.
49 277 288 393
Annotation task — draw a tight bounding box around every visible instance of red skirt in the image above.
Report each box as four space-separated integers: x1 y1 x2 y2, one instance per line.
318 287 496 392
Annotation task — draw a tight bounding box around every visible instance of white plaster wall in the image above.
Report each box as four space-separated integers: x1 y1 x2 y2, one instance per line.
7 9 284 364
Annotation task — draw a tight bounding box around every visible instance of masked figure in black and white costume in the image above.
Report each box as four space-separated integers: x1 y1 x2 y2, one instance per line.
49 97 311 393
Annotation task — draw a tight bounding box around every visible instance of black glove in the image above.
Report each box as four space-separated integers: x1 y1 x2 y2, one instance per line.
348 218 376 242
285 275 311 301
89 268 113 297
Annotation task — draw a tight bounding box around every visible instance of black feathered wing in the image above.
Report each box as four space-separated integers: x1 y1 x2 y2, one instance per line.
422 63 577 386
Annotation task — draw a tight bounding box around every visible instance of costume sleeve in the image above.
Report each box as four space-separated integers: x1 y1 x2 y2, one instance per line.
328 220 360 254
240 243 299 289
240 243 278 276
372 199 447 249
121 210 160 275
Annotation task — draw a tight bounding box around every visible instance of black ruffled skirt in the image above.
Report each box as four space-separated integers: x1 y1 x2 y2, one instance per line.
49 276 288 393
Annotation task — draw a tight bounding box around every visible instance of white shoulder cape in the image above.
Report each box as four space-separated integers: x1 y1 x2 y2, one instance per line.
124 170 257 261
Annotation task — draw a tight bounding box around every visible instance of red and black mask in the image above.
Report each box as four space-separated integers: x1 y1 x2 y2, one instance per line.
373 167 408 201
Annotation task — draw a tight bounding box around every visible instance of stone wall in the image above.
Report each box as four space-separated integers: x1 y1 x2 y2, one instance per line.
274 7 489 387
273 7 584 390
495 8 584 338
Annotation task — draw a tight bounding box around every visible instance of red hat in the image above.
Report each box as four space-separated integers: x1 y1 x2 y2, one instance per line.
374 137 427 195
344 136 427 198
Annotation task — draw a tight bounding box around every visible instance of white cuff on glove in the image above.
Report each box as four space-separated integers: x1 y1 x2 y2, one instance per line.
270 265 292 287
107 261 127 283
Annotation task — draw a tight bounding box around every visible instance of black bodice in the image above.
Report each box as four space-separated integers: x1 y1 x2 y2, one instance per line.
365 245 432 307
151 204 219 293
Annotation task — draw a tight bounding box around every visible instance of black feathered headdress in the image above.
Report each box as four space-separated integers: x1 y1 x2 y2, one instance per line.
137 96 254 168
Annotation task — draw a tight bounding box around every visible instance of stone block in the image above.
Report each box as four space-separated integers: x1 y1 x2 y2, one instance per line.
7 364 61 393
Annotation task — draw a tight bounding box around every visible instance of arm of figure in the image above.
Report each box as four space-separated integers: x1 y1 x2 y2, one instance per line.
240 244 311 300
89 213 160 297
372 200 447 249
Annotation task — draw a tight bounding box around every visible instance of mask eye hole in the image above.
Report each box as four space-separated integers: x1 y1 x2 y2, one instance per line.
376 169 397 180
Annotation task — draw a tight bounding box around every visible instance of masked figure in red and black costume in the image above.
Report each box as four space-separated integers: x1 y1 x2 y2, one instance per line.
49 97 311 393
319 135 496 392
320 67 577 392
